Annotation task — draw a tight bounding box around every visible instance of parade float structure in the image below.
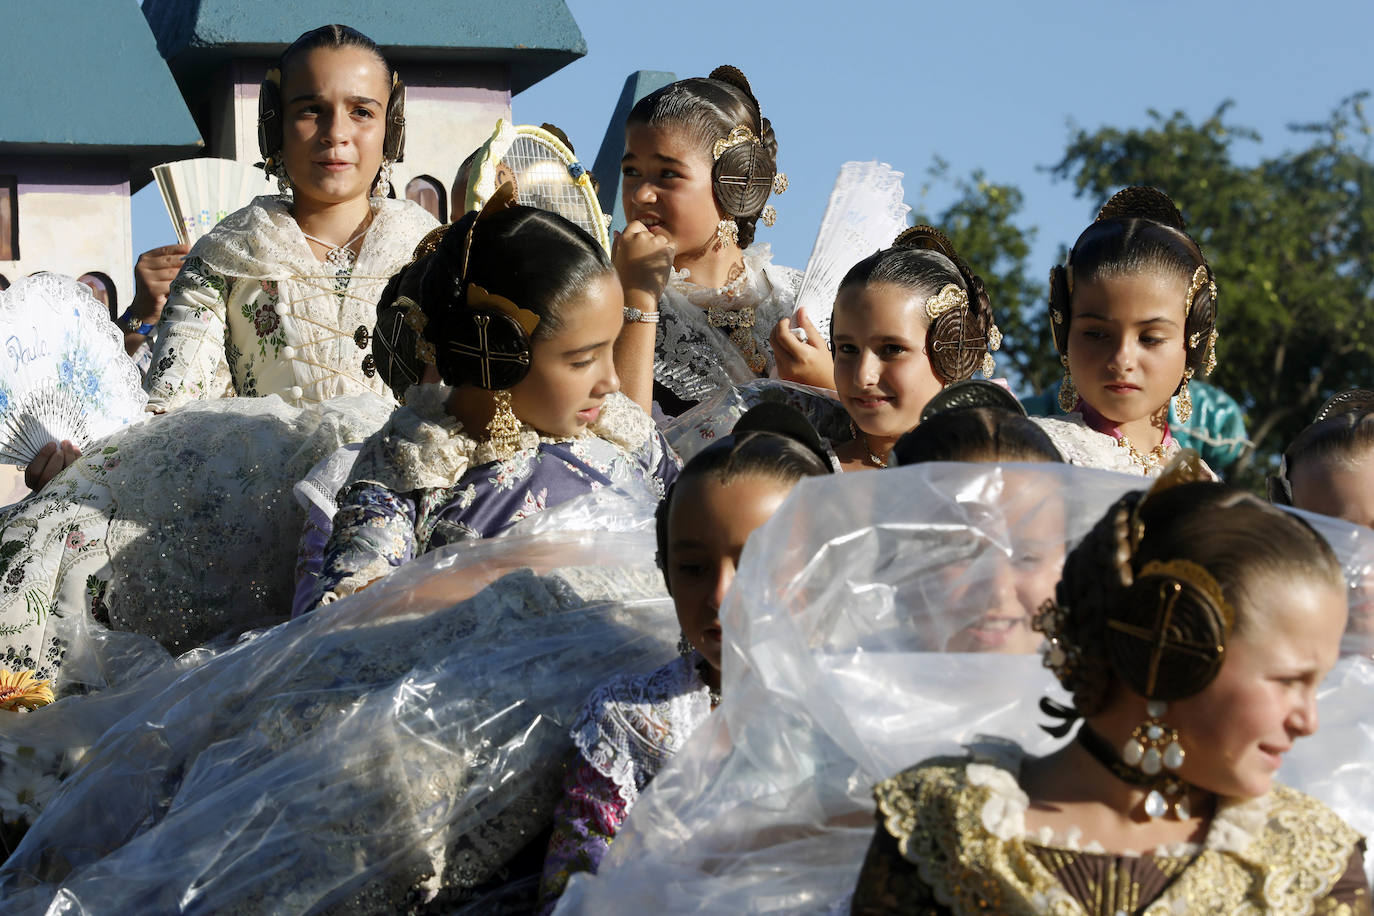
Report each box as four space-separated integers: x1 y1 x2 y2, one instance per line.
0 1 204 310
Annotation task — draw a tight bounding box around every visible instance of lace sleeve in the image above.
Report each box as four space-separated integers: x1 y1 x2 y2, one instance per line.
850 822 950 916
145 256 234 411
1315 841 1372 915
312 481 418 607
536 759 628 915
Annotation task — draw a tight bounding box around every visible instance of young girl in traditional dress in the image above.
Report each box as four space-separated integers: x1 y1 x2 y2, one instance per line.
536 404 833 911
144 24 437 412
661 227 1002 470
852 458 1371 914
615 66 798 415
1034 187 1221 477
830 227 1001 471
311 187 678 607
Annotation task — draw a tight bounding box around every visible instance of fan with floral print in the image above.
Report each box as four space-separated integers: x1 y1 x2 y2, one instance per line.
0 273 148 466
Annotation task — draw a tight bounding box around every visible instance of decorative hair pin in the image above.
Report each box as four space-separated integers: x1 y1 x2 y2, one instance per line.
923 284 970 322
712 125 760 161
1184 264 1215 319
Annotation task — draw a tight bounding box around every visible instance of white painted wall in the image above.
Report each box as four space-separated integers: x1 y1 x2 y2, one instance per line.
0 164 132 311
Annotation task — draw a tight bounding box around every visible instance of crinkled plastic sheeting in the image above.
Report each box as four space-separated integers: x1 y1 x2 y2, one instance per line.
0 514 678 914
556 462 1374 914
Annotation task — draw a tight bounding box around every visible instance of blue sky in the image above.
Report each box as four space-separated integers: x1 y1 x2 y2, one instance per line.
133 0 1374 283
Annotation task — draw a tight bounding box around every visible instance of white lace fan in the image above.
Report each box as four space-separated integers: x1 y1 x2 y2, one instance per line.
152 158 275 245
465 119 611 254
0 274 148 466
793 162 912 341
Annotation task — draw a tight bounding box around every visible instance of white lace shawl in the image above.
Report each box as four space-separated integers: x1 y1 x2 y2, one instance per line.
1032 413 1175 478
569 653 715 807
347 384 656 494
656 243 802 402
147 195 437 410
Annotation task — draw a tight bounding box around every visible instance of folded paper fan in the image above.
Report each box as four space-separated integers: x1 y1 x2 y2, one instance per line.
793 162 912 341
464 120 611 254
152 158 275 246
0 274 148 466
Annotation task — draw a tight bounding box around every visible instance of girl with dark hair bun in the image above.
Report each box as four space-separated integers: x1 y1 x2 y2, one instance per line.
660 226 1003 473
854 458 1370 913
146 24 438 412
1272 388 1374 529
1033 187 1222 476
537 405 832 912
617 66 800 416
307 195 679 608
829 227 1002 471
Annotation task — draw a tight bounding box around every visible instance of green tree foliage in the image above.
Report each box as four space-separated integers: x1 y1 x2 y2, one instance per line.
920 96 1374 485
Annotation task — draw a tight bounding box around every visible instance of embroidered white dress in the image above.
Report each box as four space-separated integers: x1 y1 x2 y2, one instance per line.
145 195 438 411
655 243 801 407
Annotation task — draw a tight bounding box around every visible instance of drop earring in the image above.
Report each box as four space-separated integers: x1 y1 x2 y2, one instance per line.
374 159 395 198
1174 368 1194 423
1122 699 1189 819
677 632 693 657
1057 357 1079 413
484 390 522 456
273 161 293 202
716 218 739 247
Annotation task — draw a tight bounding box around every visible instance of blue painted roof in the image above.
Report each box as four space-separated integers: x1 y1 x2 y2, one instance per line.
0 0 204 171
592 71 677 234
142 0 588 95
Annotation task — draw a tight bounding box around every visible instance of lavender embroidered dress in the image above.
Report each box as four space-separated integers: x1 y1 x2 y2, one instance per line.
312 386 679 607
537 652 717 912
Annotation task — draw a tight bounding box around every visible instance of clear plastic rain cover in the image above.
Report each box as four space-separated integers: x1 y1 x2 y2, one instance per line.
2 463 1371 914
554 462 1374 914
0 490 678 914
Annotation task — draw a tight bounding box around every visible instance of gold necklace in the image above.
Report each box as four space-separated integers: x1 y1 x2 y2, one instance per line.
1116 431 1170 472
850 422 888 468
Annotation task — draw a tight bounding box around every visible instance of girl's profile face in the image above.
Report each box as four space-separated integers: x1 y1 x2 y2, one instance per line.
509 273 623 437
831 283 943 441
279 46 390 209
665 473 794 672
621 124 726 258
1166 574 1346 798
1066 272 1189 427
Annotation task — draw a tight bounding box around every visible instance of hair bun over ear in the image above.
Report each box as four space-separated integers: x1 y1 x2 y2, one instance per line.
732 403 833 473
1095 186 1187 231
709 65 756 103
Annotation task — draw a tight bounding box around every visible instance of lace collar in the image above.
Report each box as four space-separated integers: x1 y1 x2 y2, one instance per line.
189 195 438 281
961 740 1312 861
348 384 653 493
667 243 779 313
570 652 716 806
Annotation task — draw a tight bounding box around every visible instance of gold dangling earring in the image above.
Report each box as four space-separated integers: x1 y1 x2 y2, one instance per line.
1174 368 1194 424
715 218 739 247
484 390 522 455
1057 357 1078 413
